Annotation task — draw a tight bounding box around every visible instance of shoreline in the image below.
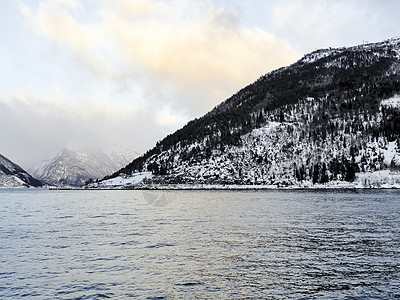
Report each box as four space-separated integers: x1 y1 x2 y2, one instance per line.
79 184 400 191
84 170 400 191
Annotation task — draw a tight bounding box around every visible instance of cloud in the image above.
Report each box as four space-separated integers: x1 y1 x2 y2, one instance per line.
268 0 400 52
19 0 115 80
10 0 302 169
0 93 170 169
19 0 300 115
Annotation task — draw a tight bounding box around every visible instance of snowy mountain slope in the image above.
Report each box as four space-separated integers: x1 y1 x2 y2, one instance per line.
87 172 153 189
0 154 42 188
32 147 138 187
102 38 400 188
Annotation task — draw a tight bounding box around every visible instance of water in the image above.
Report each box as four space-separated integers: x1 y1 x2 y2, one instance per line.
0 189 399 299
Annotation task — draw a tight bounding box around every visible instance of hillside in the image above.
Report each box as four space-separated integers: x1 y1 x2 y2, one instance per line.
102 38 400 188
0 154 42 188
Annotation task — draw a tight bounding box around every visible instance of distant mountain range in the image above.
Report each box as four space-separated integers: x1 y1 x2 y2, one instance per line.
31 146 139 187
0 154 42 188
100 38 400 188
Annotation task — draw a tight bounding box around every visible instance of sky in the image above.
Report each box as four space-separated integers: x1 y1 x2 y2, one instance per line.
1 0 399 169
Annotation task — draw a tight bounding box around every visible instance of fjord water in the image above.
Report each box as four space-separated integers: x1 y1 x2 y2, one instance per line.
0 189 399 299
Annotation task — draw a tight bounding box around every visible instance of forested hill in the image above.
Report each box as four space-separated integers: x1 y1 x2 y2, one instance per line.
106 38 400 187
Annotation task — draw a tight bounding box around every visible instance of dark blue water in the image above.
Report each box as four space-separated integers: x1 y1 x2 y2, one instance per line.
0 189 399 299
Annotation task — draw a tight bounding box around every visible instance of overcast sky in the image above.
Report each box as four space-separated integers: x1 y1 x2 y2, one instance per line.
1 0 399 169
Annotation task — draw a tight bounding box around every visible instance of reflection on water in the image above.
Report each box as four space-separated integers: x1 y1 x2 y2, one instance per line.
0 189 399 299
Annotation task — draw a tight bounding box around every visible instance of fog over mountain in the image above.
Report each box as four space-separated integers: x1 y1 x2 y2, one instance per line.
31 146 139 187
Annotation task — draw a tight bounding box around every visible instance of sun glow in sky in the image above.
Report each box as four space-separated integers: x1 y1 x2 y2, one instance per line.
1 0 399 168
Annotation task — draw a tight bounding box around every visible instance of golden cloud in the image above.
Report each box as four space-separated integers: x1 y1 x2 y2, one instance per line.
20 0 300 114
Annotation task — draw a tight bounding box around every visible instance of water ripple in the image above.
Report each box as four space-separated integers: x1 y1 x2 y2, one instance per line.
0 189 399 299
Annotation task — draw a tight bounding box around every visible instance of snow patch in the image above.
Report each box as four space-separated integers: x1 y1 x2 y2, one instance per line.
0 174 28 188
88 172 153 188
381 95 400 108
301 48 342 64
355 170 400 188
383 141 398 166
251 121 281 136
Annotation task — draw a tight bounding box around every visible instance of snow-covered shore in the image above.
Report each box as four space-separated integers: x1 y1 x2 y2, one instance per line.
85 171 400 190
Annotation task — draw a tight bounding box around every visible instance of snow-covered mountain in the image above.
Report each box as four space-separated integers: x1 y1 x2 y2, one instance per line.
0 154 42 188
102 38 400 188
31 146 138 187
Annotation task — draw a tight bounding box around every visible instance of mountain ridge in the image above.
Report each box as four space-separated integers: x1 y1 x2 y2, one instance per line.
101 38 400 188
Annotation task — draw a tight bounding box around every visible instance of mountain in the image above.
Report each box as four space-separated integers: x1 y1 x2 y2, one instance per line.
103 38 400 188
32 146 138 187
0 154 42 188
